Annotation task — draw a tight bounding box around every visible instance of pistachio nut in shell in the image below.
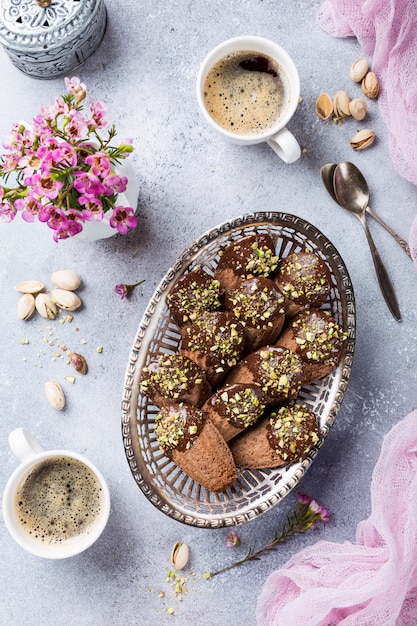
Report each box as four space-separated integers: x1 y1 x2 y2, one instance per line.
333 90 351 117
15 280 44 294
45 380 66 411
170 542 189 570
362 71 379 99
51 270 81 291
17 293 36 320
350 128 376 150
349 98 367 121
51 289 81 311
315 92 333 120
35 293 57 319
349 58 369 83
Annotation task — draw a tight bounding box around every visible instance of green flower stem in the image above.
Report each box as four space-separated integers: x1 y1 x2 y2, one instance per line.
207 501 328 579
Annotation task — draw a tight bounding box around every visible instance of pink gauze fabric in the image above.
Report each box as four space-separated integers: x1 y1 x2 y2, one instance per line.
256 409 417 626
315 0 417 269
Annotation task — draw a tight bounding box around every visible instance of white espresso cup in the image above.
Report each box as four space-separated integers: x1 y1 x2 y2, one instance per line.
196 35 301 163
2 428 111 559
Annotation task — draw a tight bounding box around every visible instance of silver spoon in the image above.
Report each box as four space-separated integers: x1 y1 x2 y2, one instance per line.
321 162 411 258
333 162 401 321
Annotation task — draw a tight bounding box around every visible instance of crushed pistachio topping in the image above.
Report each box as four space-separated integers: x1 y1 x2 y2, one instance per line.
213 386 266 428
219 235 279 279
267 405 320 462
278 252 330 305
256 348 304 399
184 313 244 368
291 311 348 365
168 270 222 324
140 354 206 400
245 242 279 277
226 279 285 328
154 404 205 452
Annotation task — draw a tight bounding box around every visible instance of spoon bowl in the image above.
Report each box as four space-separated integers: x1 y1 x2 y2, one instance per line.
321 161 410 257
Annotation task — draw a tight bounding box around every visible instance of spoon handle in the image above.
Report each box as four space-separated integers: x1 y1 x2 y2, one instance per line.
360 216 401 321
367 205 411 258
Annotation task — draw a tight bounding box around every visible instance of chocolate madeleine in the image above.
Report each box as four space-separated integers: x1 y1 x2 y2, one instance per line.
167 267 223 327
202 383 267 442
215 233 279 291
154 403 237 492
139 353 212 408
226 346 305 406
277 309 347 384
230 405 320 468
180 311 246 388
275 251 331 317
224 276 286 352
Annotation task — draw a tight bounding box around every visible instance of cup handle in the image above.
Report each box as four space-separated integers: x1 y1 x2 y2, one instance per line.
266 127 301 164
9 428 44 463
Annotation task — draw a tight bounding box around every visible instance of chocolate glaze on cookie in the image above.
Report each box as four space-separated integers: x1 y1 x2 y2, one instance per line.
224 276 285 351
277 309 347 384
140 353 212 408
215 233 279 291
180 311 246 387
167 267 223 327
226 345 305 405
275 251 331 317
203 382 267 441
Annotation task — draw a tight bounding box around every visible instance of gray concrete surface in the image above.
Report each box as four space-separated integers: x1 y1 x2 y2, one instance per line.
1 1 417 625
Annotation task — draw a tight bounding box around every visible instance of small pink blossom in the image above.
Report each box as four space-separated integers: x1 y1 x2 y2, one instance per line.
65 76 87 104
87 99 108 129
14 196 49 222
102 173 128 195
73 171 105 196
78 195 104 221
0 200 16 222
48 143 78 169
109 205 137 234
115 279 145 299
64 109 88 141
225 531 240 548
25 173 63 200
85 152 111 178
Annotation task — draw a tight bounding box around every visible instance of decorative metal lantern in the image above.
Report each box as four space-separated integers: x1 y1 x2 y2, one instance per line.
0 0 107 79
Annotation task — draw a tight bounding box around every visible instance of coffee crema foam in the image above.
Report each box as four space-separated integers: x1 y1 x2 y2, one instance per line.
203 50 291 135
14 456 103 545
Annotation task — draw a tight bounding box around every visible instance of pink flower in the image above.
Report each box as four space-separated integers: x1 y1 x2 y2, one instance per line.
102 174 128 195
297 493 313 505
14 196 49 222
109 205 137 234
85 152 111 178
78 194 104 221
87 99 108 129
73 171 105 196
297 492 331 524
47 142 77 170
225 531 240 548
25 173 63 200
64 109 88 141
0 199 16 222
65 76 87 104
115 279 145 299
47 207 83 241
